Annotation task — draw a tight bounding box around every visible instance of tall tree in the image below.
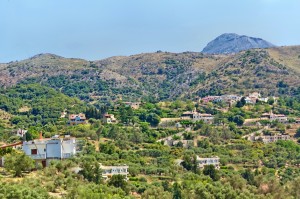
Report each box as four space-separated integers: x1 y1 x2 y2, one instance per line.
4 152 35 177
203 165 220 181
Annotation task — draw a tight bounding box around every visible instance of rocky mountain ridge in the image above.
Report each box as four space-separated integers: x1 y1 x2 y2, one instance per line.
202 33 276 54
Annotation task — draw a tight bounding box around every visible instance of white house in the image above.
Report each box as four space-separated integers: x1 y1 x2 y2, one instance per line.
22 136 77 167
196 156 220 169
99 164 129 181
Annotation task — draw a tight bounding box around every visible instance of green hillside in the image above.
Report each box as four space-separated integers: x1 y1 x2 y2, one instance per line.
0 84 85 127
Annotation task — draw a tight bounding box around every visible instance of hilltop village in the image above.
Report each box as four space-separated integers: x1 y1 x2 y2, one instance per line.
1 83 300 198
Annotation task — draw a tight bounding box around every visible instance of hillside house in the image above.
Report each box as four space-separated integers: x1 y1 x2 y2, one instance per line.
193 113 214 123
181 110 214 123
181 111 195 120
261 111 288 123
258 97 269 103
249 134 290 143
220 95 241 102
244 92 262 104
196 156 220 169
245 97 257 104
22 136 77 167
102 113 117 124
100 164 129 181
68 113 86 125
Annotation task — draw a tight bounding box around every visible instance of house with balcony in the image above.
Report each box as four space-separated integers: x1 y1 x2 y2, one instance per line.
99 164 129 181
196 156 220 169
68 113 86 125
22 136 77 167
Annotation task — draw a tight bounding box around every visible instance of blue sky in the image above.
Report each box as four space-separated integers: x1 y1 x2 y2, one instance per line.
0 0 299 62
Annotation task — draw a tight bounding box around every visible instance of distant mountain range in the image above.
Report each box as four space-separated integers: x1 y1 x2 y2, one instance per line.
202 33 276 54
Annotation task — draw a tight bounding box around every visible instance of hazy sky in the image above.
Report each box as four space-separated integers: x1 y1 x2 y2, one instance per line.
1 0 299 62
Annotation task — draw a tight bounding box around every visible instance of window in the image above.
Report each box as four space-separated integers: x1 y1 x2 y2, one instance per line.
31 149 37 155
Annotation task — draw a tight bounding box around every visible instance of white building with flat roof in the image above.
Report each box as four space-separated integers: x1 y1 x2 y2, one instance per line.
22 137 77 167
249 134 290 143
196 156 220 169
99 164 129 181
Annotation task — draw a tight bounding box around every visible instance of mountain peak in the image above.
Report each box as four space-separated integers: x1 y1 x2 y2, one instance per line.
202 33 275 54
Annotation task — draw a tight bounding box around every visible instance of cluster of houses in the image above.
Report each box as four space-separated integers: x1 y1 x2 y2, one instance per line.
199 92 276 106
200 94 242 105
65 101 141 125
66 112 118 125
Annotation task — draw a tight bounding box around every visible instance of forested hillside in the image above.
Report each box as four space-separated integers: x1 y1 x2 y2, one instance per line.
0 84 85 128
